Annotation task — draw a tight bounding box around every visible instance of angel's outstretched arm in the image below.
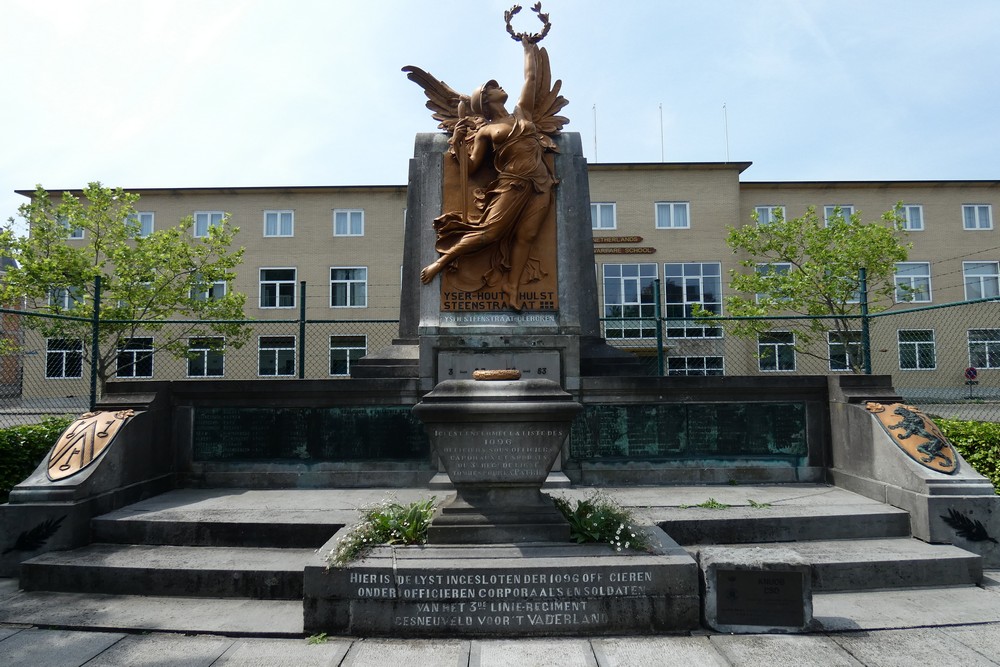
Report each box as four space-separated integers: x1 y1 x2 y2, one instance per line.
518 40 539 120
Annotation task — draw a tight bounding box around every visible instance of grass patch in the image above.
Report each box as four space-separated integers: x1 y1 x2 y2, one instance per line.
747 499 772 509
680 497 731 510
552 492 650 552
327 497 437 566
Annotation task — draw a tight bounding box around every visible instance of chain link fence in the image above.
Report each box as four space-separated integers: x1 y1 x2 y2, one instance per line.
3 297 999 428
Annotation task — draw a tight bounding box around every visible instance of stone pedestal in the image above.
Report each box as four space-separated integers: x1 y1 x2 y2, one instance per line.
412 379 581 544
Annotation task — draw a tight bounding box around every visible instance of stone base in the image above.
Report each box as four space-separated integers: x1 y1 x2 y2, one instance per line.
304 526 699 637
427 489 570 544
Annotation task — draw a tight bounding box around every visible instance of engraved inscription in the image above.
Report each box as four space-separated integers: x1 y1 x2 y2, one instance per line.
435 428 564 481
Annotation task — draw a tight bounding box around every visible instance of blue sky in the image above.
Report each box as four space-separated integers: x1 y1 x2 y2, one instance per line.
2 0 999 232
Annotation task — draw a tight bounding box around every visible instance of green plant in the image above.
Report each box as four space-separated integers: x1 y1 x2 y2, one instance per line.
328 497 436 566
0 416 74 503
747 499 772 509
935 418 1000 494
552 493 650 552
680 497 731 510
306 632 328 645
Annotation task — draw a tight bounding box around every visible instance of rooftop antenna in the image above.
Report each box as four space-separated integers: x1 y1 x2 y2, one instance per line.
659 103 664 162
723 102 730 163
592 104 598 162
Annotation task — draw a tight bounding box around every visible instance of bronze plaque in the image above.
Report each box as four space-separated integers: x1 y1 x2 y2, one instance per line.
47 410 134 481
866 402 958 474
716 569 806 627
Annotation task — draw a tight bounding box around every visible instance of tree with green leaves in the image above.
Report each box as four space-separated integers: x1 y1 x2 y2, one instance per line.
0 182 249 393
718 205 910 372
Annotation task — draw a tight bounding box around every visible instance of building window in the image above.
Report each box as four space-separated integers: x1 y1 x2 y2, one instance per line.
963 261 1000 300
602 263 657 339
194 211 224 238
970 330 1000 369
46 338 83 379
823 205 854 225
330 335 367 376
129 212 155 237
264 210 294 237
754 205 785 225
894 262 931 303
48 287 83 311
258 336 296 376
755 263 791 303
655 202 689 229
187 337 224 377
259 268 297 308
117 337 154 378
591 202 616 230
758 332 796 372
899 330 936 370
900 205 923 231
963 204 993 230
334 209 364 236
59 217 84 239
330 267 368 308
664 262 722 338
667 356 724 376
828 331 862 372
190 280 227 302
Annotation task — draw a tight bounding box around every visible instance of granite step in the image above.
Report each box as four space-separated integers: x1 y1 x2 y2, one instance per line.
19 543 316 599
691 537 983 592
660 502 911 545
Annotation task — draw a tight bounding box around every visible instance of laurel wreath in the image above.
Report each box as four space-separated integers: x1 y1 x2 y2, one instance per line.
505 3 551 43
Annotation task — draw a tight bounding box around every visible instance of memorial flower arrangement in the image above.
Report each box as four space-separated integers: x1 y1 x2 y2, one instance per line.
552 493 650 552
327 497 437 566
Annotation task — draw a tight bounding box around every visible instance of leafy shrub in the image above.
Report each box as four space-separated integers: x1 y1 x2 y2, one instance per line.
935 418 1000 494
328 497 436 566
552 492 650 552
0 416 74 503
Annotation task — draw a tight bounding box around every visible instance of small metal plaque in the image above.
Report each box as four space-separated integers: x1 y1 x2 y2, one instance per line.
47 410 134 481
867 402 958 474
716 569 805 627
438 351 560 383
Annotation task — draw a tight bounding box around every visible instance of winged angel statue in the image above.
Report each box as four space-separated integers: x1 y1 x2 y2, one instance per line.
403 4 568 311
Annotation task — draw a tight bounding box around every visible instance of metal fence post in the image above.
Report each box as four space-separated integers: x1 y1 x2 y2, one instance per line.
298 281 306 379
653 278 664 376
859 267 872 374
89 275 101 410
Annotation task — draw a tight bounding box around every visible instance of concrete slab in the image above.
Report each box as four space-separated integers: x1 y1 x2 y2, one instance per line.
471 638 597 667
0 590 304 635
940 624 1000 663
591 636 727 667
215 637 352 666
0 578 19 602
0 628 124 667
830 628 1000 666
84 633 235 667
709 634 863 667
341 638 470 666
0 626 23 641
814 586 1000 631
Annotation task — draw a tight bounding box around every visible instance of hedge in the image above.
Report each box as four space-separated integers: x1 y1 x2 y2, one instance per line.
935 418 1000 494
0 417 74 503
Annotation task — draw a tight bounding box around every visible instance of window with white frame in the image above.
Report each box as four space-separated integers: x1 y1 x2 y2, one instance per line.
602 263 657 339
187 337 224 377
194 211 224 237
116 337 154 378
190 280 226 302
59 217 84 239
828 331 862 372
330 335 367 376
46 338 83 379
48 287 83 311
128 212 155 237
258 336 296 376
334 209 364 236
664 262 722 338
330 267 368 308
970 330 1000 368
655 202 690 229
900 205 923 231
894 262 931 303
259 268 296 308
963 204 993 230
755 263 791 303
264 210 293 237
667 356 724 376
823 205 854 225
898 330 936 370
591 202 616 230
754 205 785 225
963 261 1000 300
758 332 796 372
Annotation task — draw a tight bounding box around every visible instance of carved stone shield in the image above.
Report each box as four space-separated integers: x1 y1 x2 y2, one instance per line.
866 402 958 474
47 410 135 481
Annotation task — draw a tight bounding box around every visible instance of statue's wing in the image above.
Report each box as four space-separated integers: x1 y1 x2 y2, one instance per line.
401 65 465 132
531 47 569 136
